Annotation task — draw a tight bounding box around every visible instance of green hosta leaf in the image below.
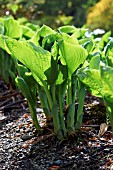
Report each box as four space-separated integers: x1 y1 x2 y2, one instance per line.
42 32 79 52
17 17 28 24
45 56 59 85
0 35 51 83
58 26 88 38
15 76 36 109
104 99 113 130
89 55 100 70
0 35 11 54
56 65 68 85
59 40 88 75
105 40 113 67
55 71 64 85
58 25 77 34
4 18 22 38
71 28 88 38
23 72 37 95
83 40 94 53
100 66 113 130
31 25 56 46
0 23 4 34
38 25 56 37
42 33 57 50
25 22 40 31
9 70 16 84
107 55 113 67
77 68 102 97
79 38 92 45
51 41 59 60
16 72 37 96
61 33 79 45
105 39 113 57
17 64 29 77
0 49 14 84
101 66 113 99
21 26 35 39
76 82 86 129
78 65 113 98
15 76 34 103
98 31 111 48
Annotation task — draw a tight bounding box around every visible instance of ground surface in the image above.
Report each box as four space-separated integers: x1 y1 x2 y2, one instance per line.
0 78 113 170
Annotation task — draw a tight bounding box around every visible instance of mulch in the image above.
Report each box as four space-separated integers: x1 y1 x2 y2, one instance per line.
0 78 113 170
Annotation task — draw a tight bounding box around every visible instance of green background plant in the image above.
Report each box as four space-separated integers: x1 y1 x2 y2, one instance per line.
86 0 113 35
0 0 98 28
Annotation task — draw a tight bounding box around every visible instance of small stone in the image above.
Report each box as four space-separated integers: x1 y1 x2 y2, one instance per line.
8 149 13 153
0 158 5 163
48 161 53 166
0 113 6 122
22 144 29 149
55 160 62 165
110 164 113 170
21 134 34 141
104 148 110 153
20 129 23 133
16 128 20 133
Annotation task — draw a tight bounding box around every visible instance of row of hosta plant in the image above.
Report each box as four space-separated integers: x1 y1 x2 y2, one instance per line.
0 16 40 86
0 17 113 139
77 39 113 131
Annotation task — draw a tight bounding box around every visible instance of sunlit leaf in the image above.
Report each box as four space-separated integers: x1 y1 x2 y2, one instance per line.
77 68 102 96
59 40 88 75
4 18 22 38
0 35 51 83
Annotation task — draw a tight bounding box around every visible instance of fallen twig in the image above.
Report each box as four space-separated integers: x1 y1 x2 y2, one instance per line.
82 124 100 128
0 91 20 100
0 98 13 107
0 99 26 111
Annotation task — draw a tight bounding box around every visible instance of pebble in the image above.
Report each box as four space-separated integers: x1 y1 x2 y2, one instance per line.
55 159 62 165
110 164 113 170
21 134 34 141
0 115 6 122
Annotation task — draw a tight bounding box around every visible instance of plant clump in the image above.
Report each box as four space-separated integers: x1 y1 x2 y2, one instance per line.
0 17 113 140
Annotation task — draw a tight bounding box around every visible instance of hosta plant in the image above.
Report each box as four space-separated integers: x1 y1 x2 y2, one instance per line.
77 52 113 130
0 24 88 140
0 17 39 87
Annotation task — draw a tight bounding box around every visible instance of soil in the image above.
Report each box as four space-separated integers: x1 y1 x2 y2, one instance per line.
0 78 113 170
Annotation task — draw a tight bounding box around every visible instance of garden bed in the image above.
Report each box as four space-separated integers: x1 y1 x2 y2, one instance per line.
0 78 113 170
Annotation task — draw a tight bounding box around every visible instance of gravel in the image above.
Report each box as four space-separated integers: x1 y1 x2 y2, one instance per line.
0 79 113 170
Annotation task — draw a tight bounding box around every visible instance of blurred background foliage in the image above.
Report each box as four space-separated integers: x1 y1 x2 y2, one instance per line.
86 0 113 35
0 0 113 34
0 0 98 28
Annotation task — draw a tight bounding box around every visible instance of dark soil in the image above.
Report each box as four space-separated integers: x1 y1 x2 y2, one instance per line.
0 78 113 170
